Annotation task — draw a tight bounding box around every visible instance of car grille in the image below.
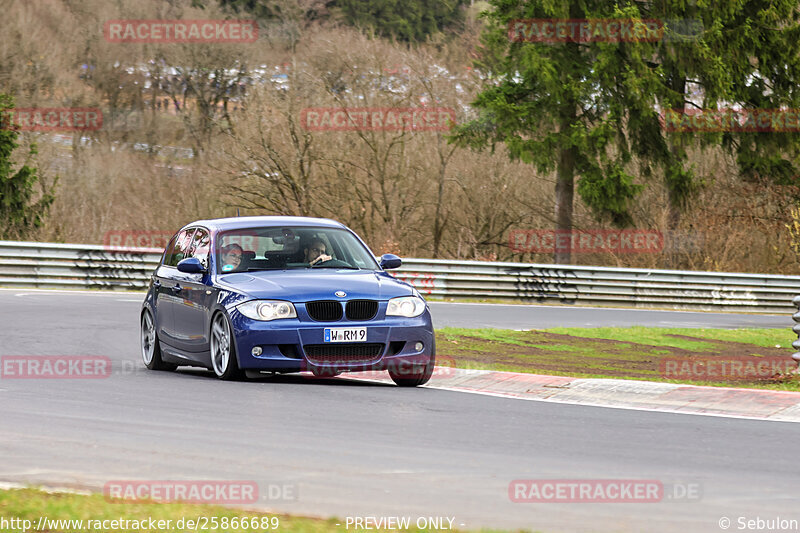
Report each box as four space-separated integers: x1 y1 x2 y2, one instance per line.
345 299 378 320
306 300 343 321
304 343 385 365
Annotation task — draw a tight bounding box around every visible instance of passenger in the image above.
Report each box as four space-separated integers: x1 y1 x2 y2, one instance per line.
220 243 243 272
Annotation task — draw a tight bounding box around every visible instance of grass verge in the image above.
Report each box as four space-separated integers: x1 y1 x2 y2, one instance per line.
435 326 800 391
0 487 328 533
0 487 502 533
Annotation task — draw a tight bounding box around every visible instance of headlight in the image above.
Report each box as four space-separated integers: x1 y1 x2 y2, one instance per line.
236 300 297 321
386 296 426 318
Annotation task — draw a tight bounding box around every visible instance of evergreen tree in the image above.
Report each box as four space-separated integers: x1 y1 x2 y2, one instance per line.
0 94 56 240
453 0 800 263
648 0 800 229
335 0 467 42
452 1 661 263
212 0 468 41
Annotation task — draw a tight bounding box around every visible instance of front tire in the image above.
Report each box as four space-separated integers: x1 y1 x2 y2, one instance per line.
141 310 177 371
388 348 435 387
210 312 243 381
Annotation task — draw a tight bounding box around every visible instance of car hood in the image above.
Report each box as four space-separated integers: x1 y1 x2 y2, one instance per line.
216 269 416 302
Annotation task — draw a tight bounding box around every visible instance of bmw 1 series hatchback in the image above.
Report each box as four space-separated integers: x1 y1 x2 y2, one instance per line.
140 216 435 386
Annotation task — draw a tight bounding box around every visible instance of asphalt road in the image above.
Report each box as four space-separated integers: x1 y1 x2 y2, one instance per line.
428 301 792 329
1 290 798 533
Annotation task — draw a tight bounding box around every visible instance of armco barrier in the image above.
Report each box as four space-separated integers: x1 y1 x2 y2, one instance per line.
0 241 162 291
0 241 798 313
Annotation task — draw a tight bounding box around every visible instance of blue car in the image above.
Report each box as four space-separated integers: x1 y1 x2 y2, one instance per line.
140 216 435 386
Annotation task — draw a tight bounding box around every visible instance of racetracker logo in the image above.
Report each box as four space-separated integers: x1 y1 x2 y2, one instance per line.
103 481 260 504
661 108 800 133
0 356 112 379
660 357 797 381
299 107 456 132
303 355 457 380
103 230 175 251
104 20 258 43
509 229 663 254
0 108 102 132
508 19 665 43
509 480 663 503
391 272 436 295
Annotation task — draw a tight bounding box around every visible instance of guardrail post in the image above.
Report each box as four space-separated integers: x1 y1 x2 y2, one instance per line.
792 295 800 366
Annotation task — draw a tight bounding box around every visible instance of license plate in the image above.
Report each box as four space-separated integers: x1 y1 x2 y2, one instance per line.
324 327 367 343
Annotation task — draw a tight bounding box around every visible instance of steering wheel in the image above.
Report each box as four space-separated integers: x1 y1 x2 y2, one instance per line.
310 258 351 268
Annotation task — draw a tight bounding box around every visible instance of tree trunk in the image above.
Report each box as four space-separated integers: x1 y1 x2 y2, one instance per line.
433 167 445 258
554 138 576 264
665 67 687 231
553 22 581 265
667 184 682 229
664 70 687 268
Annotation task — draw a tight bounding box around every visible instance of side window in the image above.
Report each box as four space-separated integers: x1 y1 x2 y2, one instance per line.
188 228 210 268
165 229 196 267
162 235 178 265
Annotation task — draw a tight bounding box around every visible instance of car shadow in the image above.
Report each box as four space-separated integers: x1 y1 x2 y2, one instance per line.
173 368 396 387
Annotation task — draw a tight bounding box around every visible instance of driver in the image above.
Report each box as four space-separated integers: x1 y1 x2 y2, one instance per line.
304 239 332 265
220 243 243 272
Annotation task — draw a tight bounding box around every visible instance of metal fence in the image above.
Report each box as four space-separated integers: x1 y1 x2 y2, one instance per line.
1 240 798 313
0 241 162 291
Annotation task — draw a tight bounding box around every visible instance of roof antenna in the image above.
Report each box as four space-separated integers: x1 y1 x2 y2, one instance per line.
237 208 240 217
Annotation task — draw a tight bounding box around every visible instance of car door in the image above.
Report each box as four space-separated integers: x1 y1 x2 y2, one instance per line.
153 232 178 342
157 228 196 351
172 227 217 354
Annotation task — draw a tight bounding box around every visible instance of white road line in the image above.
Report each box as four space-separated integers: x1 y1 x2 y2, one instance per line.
0 481 92 495
428 300 785 317
1 288 786 318
338 374 799 423
0 288 144 296
426 384 800 423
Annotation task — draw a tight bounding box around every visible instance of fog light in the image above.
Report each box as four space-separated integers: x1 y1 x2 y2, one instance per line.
414 342 424 352
252 346 263 356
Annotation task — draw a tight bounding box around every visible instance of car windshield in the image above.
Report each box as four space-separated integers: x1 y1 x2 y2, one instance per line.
215 226 379 274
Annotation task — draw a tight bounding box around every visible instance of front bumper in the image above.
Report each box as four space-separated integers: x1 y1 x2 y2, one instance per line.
230 305 435 373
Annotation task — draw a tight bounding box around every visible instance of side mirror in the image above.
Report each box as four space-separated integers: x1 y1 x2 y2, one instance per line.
379 253 402 270
177 257 207 274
